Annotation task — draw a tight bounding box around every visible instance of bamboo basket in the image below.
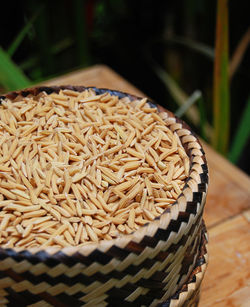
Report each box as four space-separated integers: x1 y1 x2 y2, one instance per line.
0 86 209 306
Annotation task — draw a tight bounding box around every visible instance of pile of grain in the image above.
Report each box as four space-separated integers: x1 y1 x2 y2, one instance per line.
0 89 189 248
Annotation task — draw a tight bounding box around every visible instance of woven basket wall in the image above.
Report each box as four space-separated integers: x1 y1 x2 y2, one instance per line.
0 86 209 307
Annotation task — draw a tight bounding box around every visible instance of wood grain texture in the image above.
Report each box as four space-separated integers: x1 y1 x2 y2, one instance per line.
203 142 250 228
42 65 250 307
200 214 250 307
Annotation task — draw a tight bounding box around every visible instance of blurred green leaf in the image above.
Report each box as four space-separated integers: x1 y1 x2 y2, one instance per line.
213 0 230 155
50 38 74 54
229 97 250 163
152 61 187 107
165 36 214 60
175 90 202 118
229 27 250 80
0 47 30 91
151 59 213 139
198 96 207 141
20 56 37 71
20 38 74 71
7 6 43 57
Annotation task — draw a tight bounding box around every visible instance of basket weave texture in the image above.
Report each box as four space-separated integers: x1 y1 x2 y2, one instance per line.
0 86 209 306
162 221 208 307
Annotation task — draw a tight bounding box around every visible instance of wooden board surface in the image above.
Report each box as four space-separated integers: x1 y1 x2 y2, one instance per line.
44 64 250 307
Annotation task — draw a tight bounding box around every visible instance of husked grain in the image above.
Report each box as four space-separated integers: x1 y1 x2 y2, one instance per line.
0 89 189 248
127 208 135 229
53 236 71 247
86 224 98 242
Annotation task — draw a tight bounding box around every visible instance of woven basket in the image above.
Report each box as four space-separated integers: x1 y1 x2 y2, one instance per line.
0 86 209 306
163 221 208 307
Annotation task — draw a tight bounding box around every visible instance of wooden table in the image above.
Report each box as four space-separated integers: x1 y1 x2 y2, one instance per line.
44 65 250 307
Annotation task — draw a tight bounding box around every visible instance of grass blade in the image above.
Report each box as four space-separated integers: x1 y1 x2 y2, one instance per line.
20 37 74 71
151 60 213 140
7 6 43 57
0 47 30 91
198 95 207 141
175 90 202 118
229 97 250 163
152 62 193 113
213 0 230 155
165 36 214 60
229 28 250 80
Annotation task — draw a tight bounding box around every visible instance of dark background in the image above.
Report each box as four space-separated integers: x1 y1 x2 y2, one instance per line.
1 0 250 173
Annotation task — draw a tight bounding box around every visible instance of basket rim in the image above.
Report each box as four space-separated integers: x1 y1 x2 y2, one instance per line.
0 85 209 256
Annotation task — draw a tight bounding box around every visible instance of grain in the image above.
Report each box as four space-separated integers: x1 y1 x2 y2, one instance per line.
22 210 46 219
6 204 41 212
11 189 30 199
64 230 75 245
126 148 144 159
165 162 175 184
143 209 155 221
86 224 98 242
127 208 135 229
22 224 33 238
145 153 157 169
115 177 139 192
0 215 11 231
53 236 71 247
0 187 17 200
0 89 189 248
145 177 153 196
